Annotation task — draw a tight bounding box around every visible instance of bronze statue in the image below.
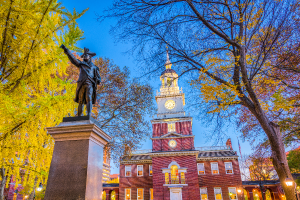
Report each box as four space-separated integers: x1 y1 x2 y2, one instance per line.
60 44 101 116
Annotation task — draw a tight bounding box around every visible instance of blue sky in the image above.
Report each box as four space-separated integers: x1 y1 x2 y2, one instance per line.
61 0 253 174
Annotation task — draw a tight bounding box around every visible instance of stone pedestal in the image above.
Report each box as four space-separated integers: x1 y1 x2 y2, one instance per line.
44 116 111 200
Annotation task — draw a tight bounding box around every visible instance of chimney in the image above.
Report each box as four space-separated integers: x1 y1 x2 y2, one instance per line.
226 138 233 150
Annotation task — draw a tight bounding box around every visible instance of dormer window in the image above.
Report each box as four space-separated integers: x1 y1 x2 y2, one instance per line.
168 123 176 132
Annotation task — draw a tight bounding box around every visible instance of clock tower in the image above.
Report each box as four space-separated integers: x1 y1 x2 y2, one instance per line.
151 51 194 152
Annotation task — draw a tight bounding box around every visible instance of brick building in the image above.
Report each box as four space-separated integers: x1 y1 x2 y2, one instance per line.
118 52 244 200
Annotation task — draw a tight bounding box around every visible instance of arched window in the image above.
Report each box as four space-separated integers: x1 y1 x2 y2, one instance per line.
111 190 116 200
253 189 261 200
102 191 106 200
265 189 272 200
243 189 249 200
170 165 179 184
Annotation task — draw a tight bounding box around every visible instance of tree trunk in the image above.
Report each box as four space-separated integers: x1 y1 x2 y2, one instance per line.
268 123 296 200
0 168 7 200
28 177 37 200
259 183 265 200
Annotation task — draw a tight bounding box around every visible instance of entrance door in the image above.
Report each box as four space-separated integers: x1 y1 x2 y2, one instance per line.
169 187 182 200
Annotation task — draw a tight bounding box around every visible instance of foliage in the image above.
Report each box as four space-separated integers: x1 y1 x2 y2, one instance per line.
0 0 86 195
102 0 300 198
287 148 300 173
65 57 154 163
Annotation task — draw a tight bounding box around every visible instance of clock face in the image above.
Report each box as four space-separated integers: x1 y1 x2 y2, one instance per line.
165 100 176 110
169 139 177 148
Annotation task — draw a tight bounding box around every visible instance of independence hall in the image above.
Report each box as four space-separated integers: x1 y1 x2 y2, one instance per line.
114 53 243 200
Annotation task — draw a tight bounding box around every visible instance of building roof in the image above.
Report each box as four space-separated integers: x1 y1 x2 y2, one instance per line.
109 174 119 179
161 68 177 75
242 180 280 186
122 154 152 162
103 183 119 188
197 150 238 158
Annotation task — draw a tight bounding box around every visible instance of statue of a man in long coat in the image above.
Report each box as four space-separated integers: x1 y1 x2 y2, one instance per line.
60 44 101 116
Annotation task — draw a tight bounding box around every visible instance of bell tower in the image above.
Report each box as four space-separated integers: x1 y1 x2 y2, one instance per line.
151 50 194 152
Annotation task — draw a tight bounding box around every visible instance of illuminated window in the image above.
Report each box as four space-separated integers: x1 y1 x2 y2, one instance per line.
137 165 143 176
137 188 143 200
180 172 185 184
214 187 223 200
170 165 179 184
125 165 131 177
150 188 153 200
197 163 205 175
168 123 176 132
225 162 233 174
228 187 237 200
102 191 106 200
167 77 172 87
162 78 165 88
125 188 131 200
244 189 249 200
253 189 260 200
265 189 271 200
165 173 169 184
111 190 116 200
211 162 219 174
149 165 152 176
200 187 208 200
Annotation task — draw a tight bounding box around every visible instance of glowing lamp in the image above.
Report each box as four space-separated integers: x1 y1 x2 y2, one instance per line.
237 189 242 193
25 195 28 199
36 187 42 192
285 177 293 186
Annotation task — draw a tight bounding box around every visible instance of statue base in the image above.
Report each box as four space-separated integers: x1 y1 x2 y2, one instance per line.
44 116 111 200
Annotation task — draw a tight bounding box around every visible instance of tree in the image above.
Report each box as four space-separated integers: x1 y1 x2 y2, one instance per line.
102 0 300 198
287 148 300 186
65 56 154 162
0 0 87 198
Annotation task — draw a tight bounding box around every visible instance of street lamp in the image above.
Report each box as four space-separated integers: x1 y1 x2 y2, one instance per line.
285 177 294 187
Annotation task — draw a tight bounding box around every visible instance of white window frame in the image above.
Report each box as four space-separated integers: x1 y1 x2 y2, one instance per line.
200 187 208 200
228 187 238 200
149 165 152 176
150 188 153 200
125 188 131 200
168 123 176 132
137 165 143 177
125 165 131 177
211 162 219 174
214 187 223 200
197 163 205 175
137 188 144 200
225 162 234 174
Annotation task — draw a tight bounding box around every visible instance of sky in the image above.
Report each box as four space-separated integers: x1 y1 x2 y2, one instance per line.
61 0 254 174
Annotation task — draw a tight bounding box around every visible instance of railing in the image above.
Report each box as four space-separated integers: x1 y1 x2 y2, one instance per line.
131 149 152 154
195 146 230 151
165 173 186 185
156 87 183 96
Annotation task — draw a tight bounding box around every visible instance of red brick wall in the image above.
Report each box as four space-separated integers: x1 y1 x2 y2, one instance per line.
152 121 192 138
152 155 200 200
197 159 244 200
152 137 194 152
119 163 153 200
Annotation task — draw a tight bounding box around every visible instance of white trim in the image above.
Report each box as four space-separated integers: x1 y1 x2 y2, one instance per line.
137 188 144 200
137 165 143 177
149 164 153 176
125 188 131 200
211 162 219 174
214 187 223 200
225 162 234 174
197 163 205 175
228 187 238 200
168 161 180 169
125 165 131 177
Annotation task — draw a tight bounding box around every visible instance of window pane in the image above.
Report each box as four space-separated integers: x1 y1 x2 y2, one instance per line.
200 188 208 200
150 188 153 200
125 166 131 177
171 165 179 184
211 163 219 174
165 173 169 184
137 189 143 200
149 165 152 176
137 165 143 176
180 172 185 184
225 162 233 174
198 163 205 174
168 123 175 132
214 188 222 200
229 188 237 200
125 189 131 200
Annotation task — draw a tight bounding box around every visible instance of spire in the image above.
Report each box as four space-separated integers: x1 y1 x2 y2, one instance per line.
165 48 172 69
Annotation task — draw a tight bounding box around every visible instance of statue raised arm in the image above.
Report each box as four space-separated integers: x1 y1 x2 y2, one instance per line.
60 44 100 116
